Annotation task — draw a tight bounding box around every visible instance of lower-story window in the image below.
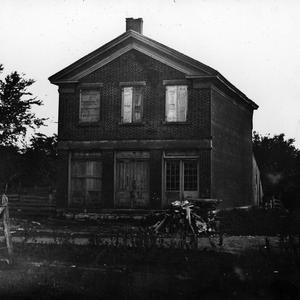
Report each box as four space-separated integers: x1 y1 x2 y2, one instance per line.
183 161 198 191
166 159 198 200
166 160 180 191
70 158 102 206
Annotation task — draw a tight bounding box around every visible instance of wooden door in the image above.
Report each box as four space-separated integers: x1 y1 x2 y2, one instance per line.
115 159 149 208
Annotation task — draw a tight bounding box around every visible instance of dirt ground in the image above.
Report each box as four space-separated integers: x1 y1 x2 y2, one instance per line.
0 243 299 300
0 217 299 299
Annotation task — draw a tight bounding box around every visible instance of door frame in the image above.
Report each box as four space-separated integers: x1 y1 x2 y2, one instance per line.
162 152 199 206
114 151 150 208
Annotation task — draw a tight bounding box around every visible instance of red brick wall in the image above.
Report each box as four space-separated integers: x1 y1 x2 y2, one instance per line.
58 50 211 141
211 88 254 208
56 49 254 209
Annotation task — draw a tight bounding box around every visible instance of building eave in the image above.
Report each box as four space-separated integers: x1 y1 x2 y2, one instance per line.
186 74 259 110
49 30 258 110
48 30 216 84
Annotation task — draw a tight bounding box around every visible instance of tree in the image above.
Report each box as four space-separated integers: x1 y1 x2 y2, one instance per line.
0 64 46 145
253 132 300 210
20 133 58 188
0 144 21 192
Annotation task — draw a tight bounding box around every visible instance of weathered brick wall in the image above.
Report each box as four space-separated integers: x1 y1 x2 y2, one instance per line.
149 150 163 209
101 150 114 208
56 150 69 208
55 50 223 209
58 50 211 141
199 149 211 198
211 88 254 208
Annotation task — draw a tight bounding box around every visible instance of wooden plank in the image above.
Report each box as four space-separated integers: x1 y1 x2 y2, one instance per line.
21 195 49 199
116 151 150 159
58 139 213 150
5 195 20 202
9 207 55 212
9 203 56 208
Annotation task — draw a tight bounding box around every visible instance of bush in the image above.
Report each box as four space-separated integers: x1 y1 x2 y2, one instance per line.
216 207 300 235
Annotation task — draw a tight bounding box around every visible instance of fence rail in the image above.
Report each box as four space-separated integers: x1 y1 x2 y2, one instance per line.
6 194 56 217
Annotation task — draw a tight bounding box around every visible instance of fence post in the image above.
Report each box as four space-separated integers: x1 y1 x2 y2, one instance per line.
2 194 13 262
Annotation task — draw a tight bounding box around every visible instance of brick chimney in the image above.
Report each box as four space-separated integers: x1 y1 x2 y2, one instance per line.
126 18 143 34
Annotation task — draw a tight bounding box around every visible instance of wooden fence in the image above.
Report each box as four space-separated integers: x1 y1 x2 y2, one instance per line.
7 194 56 217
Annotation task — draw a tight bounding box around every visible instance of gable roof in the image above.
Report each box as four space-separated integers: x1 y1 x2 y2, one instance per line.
49 30 258 109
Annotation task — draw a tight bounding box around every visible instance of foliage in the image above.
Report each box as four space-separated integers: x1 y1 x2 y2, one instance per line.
217 207 290 235
146 199 220 235
0 144 21 192
0 64 46 145
253 132 300 210
20 133 58 188
0 133 58 191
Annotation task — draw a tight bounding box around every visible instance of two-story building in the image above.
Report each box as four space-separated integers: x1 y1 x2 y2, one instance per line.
49 18 258 210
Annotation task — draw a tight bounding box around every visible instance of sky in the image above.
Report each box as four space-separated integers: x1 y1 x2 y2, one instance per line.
1 0 300 147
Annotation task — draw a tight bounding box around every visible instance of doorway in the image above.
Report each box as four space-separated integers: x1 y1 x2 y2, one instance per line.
115 151 150 208
165 159 199 204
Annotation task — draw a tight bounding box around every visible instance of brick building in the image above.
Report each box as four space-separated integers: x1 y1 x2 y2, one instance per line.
49 18 258 210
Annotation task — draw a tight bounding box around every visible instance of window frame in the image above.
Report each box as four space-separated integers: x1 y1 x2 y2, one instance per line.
70 152 103 207
165 85 188 123
121 85 144 124
79 88 101 123
165 159 199 193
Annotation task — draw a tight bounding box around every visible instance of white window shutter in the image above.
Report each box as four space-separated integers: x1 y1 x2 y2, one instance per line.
133 87 142 122
122 87 133 123
166 86 177 122
177 85 187 121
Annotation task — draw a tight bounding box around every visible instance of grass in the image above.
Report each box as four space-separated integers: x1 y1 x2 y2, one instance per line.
0 242 298 299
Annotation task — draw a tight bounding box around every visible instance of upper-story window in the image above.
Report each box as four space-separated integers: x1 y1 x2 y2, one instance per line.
165 85 188 122
79 89 100 122
121 86 143 123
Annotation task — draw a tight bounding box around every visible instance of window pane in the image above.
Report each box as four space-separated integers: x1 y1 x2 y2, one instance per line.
184 161 198 191
71 178 85 191
166 160 180 191
80 90 100 122
85 161 102 177
122 87 133 123
71 160 102 206
86 178 102 191
71 161 86 177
